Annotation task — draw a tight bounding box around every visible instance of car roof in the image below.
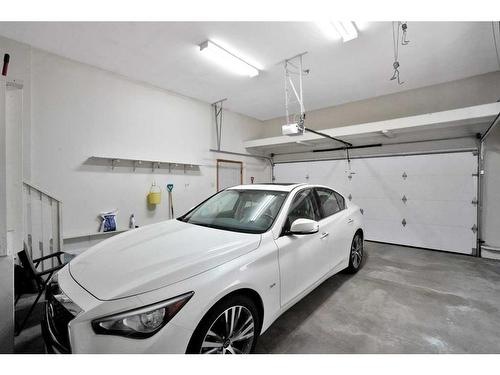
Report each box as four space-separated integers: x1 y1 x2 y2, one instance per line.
228 183 307 192
227 183 344 194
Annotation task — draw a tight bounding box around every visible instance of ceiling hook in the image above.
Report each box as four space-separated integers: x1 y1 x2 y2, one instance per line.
390 61 404 85
401 22 410 45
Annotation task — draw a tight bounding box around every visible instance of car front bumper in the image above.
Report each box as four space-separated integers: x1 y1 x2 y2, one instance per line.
41 294 194 354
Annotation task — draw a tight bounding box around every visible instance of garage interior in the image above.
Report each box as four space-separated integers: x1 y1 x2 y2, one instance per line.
1 21 500 354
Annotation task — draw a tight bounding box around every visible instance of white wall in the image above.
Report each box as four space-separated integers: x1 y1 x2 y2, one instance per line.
0 36 270 351
28 50 269 243
0 36 31 179
0 36 269 350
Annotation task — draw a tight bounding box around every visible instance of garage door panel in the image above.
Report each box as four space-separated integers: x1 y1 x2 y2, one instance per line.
399 152 477 175
402 175 476 201
350 158 405 176
275 163 307 182
352 198 405 220
364 218 473 254
310 160 348 188
275 160 348 193
403 200 476 227
355 199 475 228
363 219 408 245
274 152 477 254
400 223 474 254
348 176 403 199
349 153 476 176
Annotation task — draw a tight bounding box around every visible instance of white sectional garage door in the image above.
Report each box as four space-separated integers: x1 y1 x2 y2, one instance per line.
275 152 478 254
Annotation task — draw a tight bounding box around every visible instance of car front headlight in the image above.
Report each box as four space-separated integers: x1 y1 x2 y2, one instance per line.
92 291 194 339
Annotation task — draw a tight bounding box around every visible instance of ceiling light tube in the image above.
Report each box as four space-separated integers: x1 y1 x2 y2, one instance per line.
331 21 358 42
316 21 342 40
199 40 259 78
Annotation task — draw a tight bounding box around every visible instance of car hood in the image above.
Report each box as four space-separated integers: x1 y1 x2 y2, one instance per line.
69 220 261 300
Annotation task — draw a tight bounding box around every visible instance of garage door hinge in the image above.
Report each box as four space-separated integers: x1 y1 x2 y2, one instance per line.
472 173 479 177
471 224 478 234
471 198 478 205
402 195 408 204
402 218 407 227
348 194 352 201
472 150 479 156
360 208 364 215
402 172 408 180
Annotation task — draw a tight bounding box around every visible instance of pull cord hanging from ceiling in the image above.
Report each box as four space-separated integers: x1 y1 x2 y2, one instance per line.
390 21 410 85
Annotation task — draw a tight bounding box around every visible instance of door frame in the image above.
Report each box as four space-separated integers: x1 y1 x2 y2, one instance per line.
477 112 500 257
0 77 7 257
216 159 243 191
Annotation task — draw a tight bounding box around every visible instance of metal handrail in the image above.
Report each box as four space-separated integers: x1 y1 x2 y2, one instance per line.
23 181 62 203
22 181 63 270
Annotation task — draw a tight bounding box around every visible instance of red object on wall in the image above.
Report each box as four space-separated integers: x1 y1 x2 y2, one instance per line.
2 54 10 76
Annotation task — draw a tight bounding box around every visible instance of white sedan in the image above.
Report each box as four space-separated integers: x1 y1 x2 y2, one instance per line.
42 183 364 354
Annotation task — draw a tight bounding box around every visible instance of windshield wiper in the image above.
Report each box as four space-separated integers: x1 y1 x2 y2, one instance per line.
187 221 262 234
187 221 219 229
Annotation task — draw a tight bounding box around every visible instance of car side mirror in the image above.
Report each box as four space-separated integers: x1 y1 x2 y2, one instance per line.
289 218 319 235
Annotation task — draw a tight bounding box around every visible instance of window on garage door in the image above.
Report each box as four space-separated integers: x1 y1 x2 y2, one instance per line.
315 188 343 219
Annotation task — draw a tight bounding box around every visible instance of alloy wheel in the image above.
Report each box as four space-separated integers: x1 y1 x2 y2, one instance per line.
200 305 255 354
351 235 363 269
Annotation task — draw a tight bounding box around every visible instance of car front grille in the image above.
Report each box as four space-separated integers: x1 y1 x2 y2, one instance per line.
44 294 76 353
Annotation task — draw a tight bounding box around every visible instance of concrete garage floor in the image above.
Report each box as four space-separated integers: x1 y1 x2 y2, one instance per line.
15 242 500 353
256 242 500 353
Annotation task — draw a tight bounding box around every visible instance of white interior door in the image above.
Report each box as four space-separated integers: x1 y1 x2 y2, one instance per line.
217 160 242 191
0 79 6 257
0 77 15 353
275 152 477 254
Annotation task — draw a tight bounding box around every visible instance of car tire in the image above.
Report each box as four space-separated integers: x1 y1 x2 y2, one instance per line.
186 294 261 354
346 231 364 273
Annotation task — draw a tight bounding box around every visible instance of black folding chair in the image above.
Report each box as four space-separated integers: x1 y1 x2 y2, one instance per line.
15 243 67 336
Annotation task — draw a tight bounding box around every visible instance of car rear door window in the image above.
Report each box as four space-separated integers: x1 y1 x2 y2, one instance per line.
315 188 342 219
334 191 346 210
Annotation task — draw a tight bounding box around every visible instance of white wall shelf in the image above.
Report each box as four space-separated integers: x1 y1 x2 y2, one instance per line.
88 156 200 172
64 228 131 242
244 103 500 155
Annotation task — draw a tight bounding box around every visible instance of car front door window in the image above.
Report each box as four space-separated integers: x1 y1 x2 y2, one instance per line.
285 189 320 231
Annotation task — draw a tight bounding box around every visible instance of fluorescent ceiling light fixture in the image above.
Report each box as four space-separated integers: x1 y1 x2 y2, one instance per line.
316 21 358 42
199 40 259 77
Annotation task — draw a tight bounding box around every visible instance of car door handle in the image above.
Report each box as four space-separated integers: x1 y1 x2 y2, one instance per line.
320 232 329 239
348 219 354 224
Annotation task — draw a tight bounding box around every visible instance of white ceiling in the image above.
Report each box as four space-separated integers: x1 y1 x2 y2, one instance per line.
0 22 498 120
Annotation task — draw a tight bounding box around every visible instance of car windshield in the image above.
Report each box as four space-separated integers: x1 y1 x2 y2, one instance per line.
179 189 288 234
